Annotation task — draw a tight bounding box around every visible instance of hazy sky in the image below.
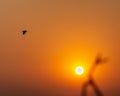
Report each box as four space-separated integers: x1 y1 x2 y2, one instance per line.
0 0 120 96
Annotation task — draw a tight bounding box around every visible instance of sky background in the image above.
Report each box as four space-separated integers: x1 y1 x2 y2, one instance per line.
0 0 120 96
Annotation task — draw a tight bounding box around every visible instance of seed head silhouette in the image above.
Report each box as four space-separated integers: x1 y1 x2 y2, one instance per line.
81 53 108 96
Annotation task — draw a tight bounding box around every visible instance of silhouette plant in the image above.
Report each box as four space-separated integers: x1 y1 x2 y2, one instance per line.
81 53 108 96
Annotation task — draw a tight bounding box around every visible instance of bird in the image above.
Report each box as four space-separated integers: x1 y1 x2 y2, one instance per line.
22 30 27 35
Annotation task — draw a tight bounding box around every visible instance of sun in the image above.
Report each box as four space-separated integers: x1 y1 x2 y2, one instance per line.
75 66 84 75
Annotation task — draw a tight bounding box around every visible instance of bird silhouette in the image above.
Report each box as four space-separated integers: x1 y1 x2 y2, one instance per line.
22 30 27 35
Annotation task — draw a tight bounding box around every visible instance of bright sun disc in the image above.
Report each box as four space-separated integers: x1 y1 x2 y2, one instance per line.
75 66 84 75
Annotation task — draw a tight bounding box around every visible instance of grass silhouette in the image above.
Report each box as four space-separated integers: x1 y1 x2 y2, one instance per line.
81 53 108 96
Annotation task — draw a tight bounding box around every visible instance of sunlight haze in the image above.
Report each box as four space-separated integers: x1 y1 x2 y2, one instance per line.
0 0 120 96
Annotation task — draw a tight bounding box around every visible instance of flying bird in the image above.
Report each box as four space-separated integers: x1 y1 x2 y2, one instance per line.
22 30 27 35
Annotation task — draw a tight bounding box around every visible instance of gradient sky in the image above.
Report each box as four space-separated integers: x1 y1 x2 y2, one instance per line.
0 0 120 96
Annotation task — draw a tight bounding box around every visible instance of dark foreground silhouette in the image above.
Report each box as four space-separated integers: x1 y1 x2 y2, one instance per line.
81 53 108 96
22 30 27 35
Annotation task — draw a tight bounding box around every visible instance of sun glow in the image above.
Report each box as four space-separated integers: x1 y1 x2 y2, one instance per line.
75 66 84 75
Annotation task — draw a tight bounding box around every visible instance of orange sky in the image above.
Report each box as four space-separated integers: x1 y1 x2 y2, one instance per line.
0 0 120 96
